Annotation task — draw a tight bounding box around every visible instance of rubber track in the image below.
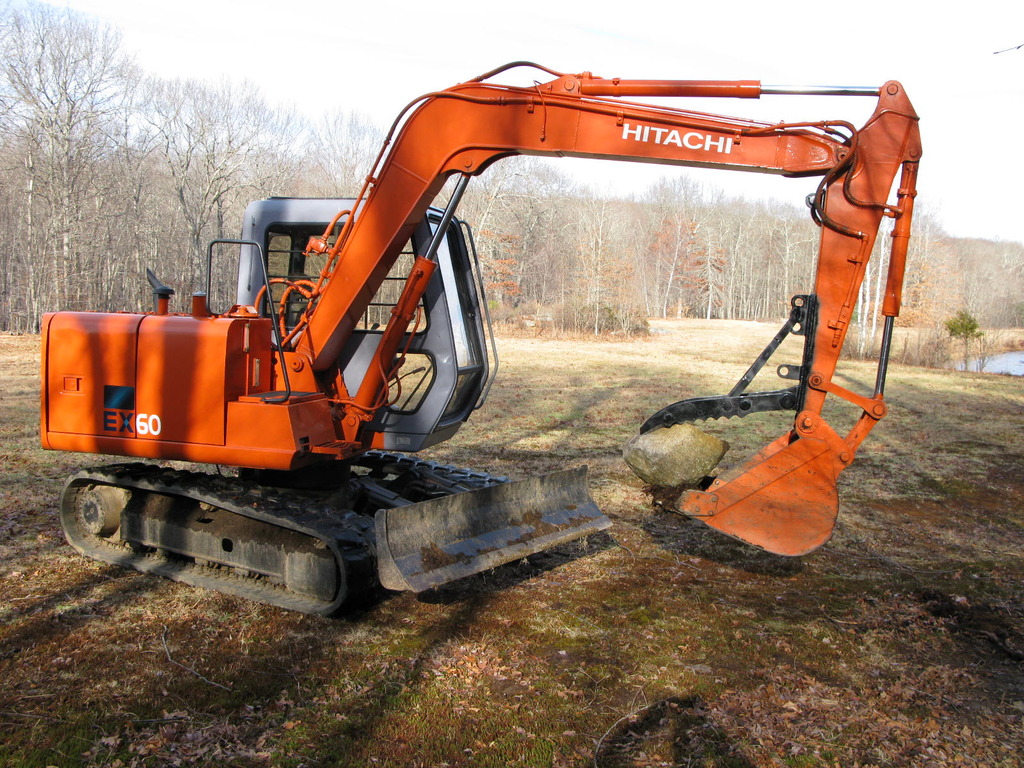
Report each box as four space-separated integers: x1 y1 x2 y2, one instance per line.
59 453 509 615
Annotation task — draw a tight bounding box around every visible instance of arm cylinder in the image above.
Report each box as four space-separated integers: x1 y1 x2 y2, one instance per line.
578 79 762 98
760 85 880 96
577 81 879 99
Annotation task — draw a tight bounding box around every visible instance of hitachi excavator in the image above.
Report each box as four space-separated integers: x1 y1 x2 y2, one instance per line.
40 63 921 614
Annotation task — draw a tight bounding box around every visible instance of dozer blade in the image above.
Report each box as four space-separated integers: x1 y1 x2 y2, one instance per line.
374 466 610 592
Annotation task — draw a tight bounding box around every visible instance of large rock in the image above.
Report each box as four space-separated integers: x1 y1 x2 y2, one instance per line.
623 424 729 487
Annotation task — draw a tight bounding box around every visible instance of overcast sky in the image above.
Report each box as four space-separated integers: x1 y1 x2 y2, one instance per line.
41 0 1024 244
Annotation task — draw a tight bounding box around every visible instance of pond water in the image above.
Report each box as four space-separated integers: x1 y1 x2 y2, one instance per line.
978 351 1024 376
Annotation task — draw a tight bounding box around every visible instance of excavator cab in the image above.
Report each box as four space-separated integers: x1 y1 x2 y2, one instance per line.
235 198 496 452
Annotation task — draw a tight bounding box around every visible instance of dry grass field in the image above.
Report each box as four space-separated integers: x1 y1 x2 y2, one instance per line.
1 322 1023 767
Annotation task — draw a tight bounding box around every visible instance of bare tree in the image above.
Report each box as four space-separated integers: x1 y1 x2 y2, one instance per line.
0 2 138 327
302 110 385 196
146 76 297 292
459 156 576 310
638 176 712 319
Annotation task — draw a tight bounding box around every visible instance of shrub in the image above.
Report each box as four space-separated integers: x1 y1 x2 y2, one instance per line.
945 310 984 371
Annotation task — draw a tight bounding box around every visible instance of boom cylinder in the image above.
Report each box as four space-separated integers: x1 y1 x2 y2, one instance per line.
352 256 436 412
883 161 920 318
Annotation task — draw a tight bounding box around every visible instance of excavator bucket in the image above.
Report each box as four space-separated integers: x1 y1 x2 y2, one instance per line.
374 467 610 592
677 433 841 555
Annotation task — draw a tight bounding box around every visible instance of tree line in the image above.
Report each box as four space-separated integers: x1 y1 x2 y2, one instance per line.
2 3 1022 357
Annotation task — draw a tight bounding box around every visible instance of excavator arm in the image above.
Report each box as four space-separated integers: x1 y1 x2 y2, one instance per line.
287 64 921 556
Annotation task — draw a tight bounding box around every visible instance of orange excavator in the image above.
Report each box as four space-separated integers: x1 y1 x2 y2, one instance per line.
40 63 921 613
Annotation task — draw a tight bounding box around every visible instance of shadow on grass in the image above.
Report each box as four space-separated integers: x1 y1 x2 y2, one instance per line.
0 561 356 765
594 695 755 767
272 588 516 765
416 530 618 606
0 565 157 659
640 506 805 577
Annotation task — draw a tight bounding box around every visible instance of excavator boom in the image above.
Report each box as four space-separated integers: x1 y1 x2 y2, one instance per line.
289 65 919 556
